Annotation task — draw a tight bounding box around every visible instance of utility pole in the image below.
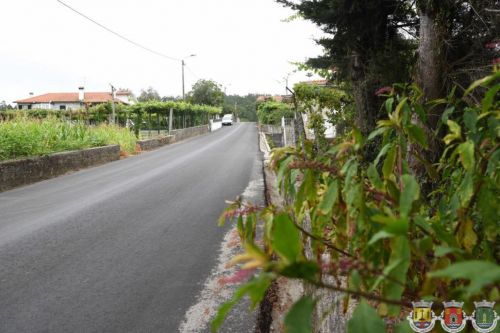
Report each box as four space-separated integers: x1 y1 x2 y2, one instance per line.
181 54 196 100
110 84 116 124
182 59 185 100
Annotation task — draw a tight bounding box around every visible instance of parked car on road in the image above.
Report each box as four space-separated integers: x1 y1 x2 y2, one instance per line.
222 114 233 126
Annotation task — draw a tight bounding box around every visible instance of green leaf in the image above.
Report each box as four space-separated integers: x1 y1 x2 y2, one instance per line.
277 155 294 186
368 230 395 245
464 71 500 97
246 275 273 308
303 170 316 202
374 143 392 166
435 246 465 257
272 213 301 263
382 144 397 179
394 321 413 333
414 216 432 234
463 110 478 133
244 214 255 243
444 120 461 145
350 270 362 291
385 97 394 114
284 296 316 333
370 258 401 291
368 127 388 141
211 274 272 332
383 236 410 315
456 140 475 171
367 164 384 190
457 218 478 253
441 106 455 124
345 183 363 212
406 124 428 148
371 215 409 235
428 261 500 295
414 104 427 123
347 300 386 333
280 261 319 280
457 171 474 206
482 83 500 112
400 175 419 217
318 180 339 215
394 97 408 124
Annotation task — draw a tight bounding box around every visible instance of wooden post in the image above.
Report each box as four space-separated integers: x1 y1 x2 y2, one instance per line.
169 108 173 134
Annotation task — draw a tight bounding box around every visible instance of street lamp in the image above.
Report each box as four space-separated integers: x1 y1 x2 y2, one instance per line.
182 54 196 100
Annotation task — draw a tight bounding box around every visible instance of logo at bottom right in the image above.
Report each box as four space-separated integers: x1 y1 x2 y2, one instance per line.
471 300 499 333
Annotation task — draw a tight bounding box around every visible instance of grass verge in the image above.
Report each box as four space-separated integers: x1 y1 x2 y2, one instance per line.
0 117 137 161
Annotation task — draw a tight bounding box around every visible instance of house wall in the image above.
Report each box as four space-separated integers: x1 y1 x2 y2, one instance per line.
51 102 83 110
18 102 83 110
115 95 131 104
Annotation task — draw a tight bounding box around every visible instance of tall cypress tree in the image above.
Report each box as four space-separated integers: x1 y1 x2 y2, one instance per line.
277 0 417 134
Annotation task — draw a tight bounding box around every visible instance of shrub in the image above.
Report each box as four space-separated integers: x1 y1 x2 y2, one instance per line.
214 70 499 332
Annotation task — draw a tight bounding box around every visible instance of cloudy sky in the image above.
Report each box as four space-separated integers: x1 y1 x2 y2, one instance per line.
0 0 325 104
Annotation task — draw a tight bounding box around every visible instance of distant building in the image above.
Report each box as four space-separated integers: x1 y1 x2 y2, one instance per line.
14 87 133 111
256 95 293 103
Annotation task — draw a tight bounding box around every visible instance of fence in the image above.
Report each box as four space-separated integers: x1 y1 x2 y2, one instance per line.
1 108 220 140
260 117 296 147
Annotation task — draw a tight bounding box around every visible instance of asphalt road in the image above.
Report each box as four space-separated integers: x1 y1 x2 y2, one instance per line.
0 123 262 332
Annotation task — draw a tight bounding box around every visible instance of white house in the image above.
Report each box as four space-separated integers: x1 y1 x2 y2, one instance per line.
15 87 133 110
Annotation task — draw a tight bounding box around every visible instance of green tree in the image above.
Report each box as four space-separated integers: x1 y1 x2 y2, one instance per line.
188 80 224 107
223 94 258 121
138 87 161 102
277 0 499 135
278 0 416 134
256 100 294 125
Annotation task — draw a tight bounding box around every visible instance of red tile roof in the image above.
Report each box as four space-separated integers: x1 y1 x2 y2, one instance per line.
15 92 124 104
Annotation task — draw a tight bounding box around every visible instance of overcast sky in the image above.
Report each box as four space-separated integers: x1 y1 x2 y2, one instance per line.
0 0 325 104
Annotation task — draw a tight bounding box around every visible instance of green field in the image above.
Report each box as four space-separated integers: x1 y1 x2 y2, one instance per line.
0 117 136 161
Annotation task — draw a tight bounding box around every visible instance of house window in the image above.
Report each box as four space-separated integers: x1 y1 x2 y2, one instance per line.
27 105 32 110
59 105 66 110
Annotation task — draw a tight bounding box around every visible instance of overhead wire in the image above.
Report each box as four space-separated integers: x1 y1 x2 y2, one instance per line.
56 0 180 62
185 65 200 80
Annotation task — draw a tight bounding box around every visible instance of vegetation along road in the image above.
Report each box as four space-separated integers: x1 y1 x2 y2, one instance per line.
0 122 261 332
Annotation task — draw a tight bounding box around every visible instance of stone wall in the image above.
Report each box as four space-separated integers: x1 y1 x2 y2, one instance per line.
259 132 353 332
137 135 175 151
137 125 209 151
170 125 209 142
0 145 120 192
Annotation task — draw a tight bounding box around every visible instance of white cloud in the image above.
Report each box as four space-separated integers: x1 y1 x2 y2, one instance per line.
0 0 324 103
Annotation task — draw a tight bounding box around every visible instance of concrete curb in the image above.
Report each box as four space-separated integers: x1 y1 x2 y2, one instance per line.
0 145 120 192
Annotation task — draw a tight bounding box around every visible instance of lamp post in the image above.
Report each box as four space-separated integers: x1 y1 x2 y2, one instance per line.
182 54 196 100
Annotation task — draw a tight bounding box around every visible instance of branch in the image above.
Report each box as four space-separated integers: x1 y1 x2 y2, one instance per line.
292 216 408 288
292 218 353 257
311 280 412 307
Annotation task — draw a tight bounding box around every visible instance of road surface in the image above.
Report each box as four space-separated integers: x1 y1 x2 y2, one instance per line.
0 123 263 332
